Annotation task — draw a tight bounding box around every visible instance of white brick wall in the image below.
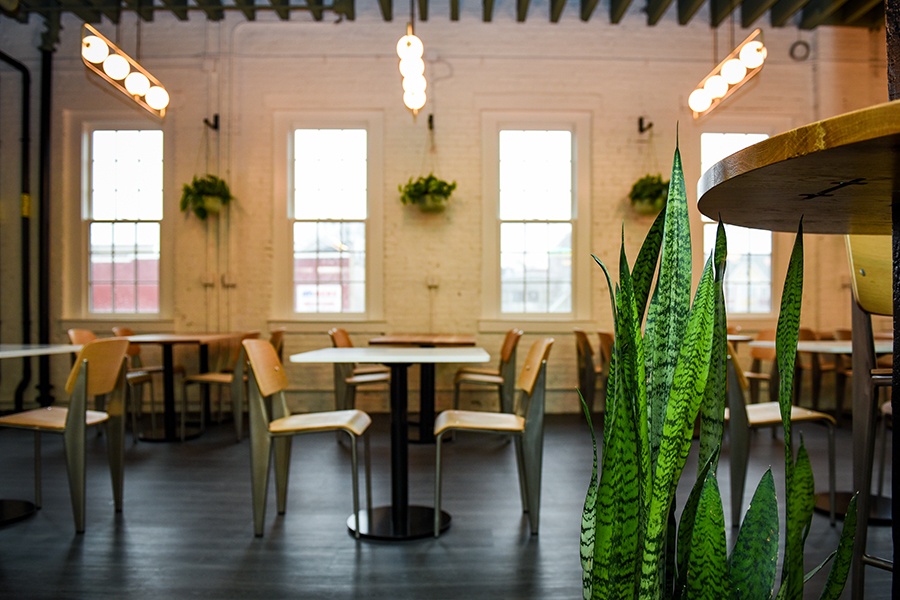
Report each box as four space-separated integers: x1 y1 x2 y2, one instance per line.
0 8 888 413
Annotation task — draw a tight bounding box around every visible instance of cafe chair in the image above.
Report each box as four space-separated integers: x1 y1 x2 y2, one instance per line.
0 338 129 533
573 329 613 414
180 331 260 441
433 337 554 537
327 327 390 411
725 342 836 528
452 328 522 413
845 234 894 594
69 328 149 443
744 329 778 404
242 338 372 538
794 327 838 411
112 325 185 435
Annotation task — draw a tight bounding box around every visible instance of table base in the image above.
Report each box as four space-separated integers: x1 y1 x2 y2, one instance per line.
347 506 450 540
0 499 37 526
814 491 892 525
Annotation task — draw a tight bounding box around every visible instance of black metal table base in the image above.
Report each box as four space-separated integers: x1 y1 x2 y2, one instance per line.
0 499 37 527
347 506 450 540
815 491 893 525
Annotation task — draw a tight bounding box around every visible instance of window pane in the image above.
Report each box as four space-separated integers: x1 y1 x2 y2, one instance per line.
292 128 369 314
499 130 572 221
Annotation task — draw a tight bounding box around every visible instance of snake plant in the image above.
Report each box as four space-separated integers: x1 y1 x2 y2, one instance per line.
580 140 857 599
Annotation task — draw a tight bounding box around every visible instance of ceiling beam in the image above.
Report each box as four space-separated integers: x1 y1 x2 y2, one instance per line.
416 0 427 20
840 0 884 25
233 0 255 20
678 0 705 24
709 0 740 26
123 0 152 21
334 0 354 20
741 0 778 26
450 0 459 20
516 0 528 22
645 0 673 25
610 0 632 23
770 0 808 26
801 0 850 28
58 0 101 22
580 0 599 21
194 0 224 21
483 0 494 22
308 0 324 21
88 0 121 23
550 0 565 22
378 0 391 21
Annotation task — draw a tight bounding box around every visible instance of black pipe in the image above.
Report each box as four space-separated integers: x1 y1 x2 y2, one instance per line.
36 46 53 407
0 50 33 413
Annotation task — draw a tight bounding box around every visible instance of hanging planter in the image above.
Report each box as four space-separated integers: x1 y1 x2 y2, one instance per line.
629 173 669 216
180 174 234 220
399 173 456 213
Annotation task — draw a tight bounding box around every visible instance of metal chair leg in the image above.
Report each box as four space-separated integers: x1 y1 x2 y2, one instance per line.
434 433 444 537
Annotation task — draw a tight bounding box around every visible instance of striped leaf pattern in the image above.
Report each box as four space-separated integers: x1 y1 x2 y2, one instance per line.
776 226 804 455
675 452 716 598
699 222 728 472
682 473 728 600
778 439 816 600
644 145 692 468
729 470 779 600
579 392 599 600
631 208 666 322
818 494 857 599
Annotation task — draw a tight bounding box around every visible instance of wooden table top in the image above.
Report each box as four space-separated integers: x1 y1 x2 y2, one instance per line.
748 339 893 355
0 344 80 359
368 334 477 347
125 333 239 345
697 100 900 235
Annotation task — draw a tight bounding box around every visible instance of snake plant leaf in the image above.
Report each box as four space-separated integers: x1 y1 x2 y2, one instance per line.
699 222 728 472
644 144 692 469
640 253 716 597
777 438 816 600
675 451 717 598
579 392 599 599
776 224 804 455
729 469 779 600
592 254 618 324
817 494 857 599
682 472 728 600
631 208 666 322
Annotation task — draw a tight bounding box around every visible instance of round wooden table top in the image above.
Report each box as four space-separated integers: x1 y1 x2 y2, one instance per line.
697 100 900 235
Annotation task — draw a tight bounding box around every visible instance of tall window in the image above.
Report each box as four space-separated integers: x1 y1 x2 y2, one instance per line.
499 129 574 314
292 129 367 313
700 132 771 314
87 129 162 314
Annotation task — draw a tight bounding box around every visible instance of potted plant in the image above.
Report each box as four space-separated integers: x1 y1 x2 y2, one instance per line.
399 173 457 213
180 174 234 220
580 143 856 598
628 173 669 215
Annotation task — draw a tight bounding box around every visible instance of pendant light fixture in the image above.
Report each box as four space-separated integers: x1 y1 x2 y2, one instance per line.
688 28 767 119
81 23 169 118
396 0 426 116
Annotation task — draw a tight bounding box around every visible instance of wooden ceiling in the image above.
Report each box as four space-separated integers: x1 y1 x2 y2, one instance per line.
2 0 887 29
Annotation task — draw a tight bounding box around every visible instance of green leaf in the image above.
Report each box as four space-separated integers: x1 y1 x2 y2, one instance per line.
729 470 779 600
631 209 666 323
776 224 804 456
579 392 600 600
699 222 728 472
682 473 728 599
778 437 816 599
676 451 717 598
817 494 857 599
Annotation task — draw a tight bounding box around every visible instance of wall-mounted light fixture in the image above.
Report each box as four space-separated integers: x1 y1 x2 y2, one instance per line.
688 28 766 119
396 0 426 116
81 23 169 118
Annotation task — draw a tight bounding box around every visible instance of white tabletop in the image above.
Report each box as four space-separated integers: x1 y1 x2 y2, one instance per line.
0 344 80 359
290 346 490 364
748 339 893 354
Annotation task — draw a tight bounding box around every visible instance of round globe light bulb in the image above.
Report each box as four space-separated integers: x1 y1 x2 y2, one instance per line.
82 35 109 64
739 41 767 69
720 58 747 85
124 71 151 96
688 88 712 113
403 89 426 111
402 75 427 94
102 54 130 81
703 75 728 99
145 86 170 111
398 57 425 78
396 34 424 60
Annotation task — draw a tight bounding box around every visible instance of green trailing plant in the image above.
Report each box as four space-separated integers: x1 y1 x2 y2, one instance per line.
180 174 234 220
398 173 457 213
580 141 857 599
629 173 669 215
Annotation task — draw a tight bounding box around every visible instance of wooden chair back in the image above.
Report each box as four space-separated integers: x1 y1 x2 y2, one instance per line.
499 328 523 364
846 234 892 317
517 337 554 404
750 329 777 361
574 329 596 409
268 327 287 361
65 338 130 397
67 328 98 346
328 327 354 348
243 338 289 399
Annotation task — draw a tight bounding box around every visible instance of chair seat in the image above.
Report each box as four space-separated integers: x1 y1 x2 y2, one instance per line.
434 409 525 436
454 372 504 386
352 365 390 376
269 409 371 436
126 370 153 385
455 366 501 379
185 372 235 385
346 371 390 386
0 407 109 432
729 402 837 427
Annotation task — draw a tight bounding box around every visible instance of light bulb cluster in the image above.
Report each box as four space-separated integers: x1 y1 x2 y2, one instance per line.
689 29 767 119
397 25 426 114
81 24 169 118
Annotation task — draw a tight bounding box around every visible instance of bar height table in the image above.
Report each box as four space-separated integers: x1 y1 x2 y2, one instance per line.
291 346 490 540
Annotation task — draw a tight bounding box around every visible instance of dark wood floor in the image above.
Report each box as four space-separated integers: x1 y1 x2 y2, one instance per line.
0 413 891 598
